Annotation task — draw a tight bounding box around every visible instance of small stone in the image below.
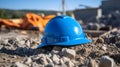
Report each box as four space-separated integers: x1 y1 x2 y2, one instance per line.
19 40 25 45
9 55 17 58
87 58 98 67
61 48 76 59
65 61 74 67
115 41 120 48
105 36 118 44
51 54 60 64
2 39 8 45
31 62 44 67
110 54 120 63
96 37 104 43
8 39 15 45
33 54 48 65
39 56 48 65
24 57 32 65
46 56 53 63
61 57 70 63
45 63 54 67
99 56 115 67
60 59 67 67
14 62 28 67
25 40 31 47
53 46 62 51
21 31 27 35
101 45 107 51
51 50 59 54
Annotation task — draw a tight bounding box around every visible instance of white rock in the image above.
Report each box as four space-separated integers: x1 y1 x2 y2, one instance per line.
39 56 48 65
61 48 76 59
87 58 98 67
32 55 40 61
51 50 59 54
65 61 74 67
61 57 70 63
19 40 25 45
46 56 53 63
26 40 31 47
61 57 74 67
3 39 8 45
15 62 28 67
24 57 32 65
101 45 107 51
45 63 54 67
31 62 44 67
59 59 67 67
34 54 48 65
99 56 115 67
52 54 60 64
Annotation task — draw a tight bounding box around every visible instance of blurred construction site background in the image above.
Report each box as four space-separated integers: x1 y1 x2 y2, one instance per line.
0 0 120 32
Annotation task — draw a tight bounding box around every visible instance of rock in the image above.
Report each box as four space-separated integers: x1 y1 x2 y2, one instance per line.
89 51 100 59
61 57 70 63
61 57 74 67
53 46 62 51
96 37 104 43
87 58 98 67
115 41 120 48
25 40 31 47
60 59 67 67
19 40 25 45
24 57 32 65
31 62 44 67
46 56 53 63
14 62 28 67
8 39 15 45
45 63 54 67
65 61 74 67
101 45 107 51
105 36 118 44
51 50 59 54
31 41 38 49
61 48 76 59
33 54 48 65
110 54 120 63
39 56 48 65
51 54 60 64
21 31 27 35
9 55 17 58
87 23 100 30
2 39 8 45
99 56 115 67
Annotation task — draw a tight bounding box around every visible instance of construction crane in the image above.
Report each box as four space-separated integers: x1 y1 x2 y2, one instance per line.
62 0 66 15
79 4 93 9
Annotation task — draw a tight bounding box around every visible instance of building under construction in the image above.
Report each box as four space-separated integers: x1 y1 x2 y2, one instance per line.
74 0 120 22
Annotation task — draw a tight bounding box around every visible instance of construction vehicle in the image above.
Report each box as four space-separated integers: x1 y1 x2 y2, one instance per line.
0 13 55 32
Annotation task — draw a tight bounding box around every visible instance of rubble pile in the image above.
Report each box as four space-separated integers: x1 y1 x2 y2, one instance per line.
0 29 120 67
86 11 120 31
99 11 120 28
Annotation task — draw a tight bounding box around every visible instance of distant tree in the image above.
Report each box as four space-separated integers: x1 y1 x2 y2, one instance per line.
11 11 22 18
0 9 8 18
66 11 73 16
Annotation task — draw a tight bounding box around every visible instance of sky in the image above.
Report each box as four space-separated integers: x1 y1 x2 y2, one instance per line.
0 0 101 11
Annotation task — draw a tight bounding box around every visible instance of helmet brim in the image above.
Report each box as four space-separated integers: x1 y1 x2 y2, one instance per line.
37 38 91 48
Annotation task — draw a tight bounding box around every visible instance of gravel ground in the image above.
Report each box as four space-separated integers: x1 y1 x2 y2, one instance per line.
0 29 120 67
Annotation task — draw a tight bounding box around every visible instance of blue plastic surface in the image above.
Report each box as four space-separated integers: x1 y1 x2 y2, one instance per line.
37 15 91 48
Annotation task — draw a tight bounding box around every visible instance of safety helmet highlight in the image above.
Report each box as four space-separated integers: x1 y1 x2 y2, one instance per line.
37 15 91 48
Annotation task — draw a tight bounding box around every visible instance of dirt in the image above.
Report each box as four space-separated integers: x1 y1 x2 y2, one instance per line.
0 28 120 67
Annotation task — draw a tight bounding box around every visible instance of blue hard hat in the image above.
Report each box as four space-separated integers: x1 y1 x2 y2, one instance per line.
37 15 91 48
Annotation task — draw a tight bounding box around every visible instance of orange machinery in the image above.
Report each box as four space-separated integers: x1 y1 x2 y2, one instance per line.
0 13 55 32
